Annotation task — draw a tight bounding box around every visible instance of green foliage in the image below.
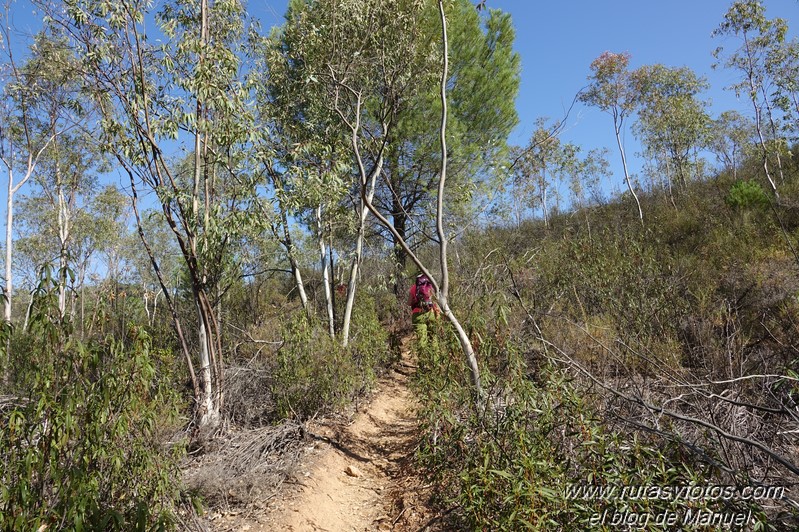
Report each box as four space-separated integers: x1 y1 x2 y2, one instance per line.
272 295 393 420
0 267 183 531
413 331 767 530
261 0 520 274
579 51 636 117
726 179 770 209
713 1 791 193
430 154 799 528
632 64 711 188
709 110 756 177
348 293 396 376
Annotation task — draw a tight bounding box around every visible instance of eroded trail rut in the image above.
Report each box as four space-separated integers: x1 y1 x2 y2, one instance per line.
249 347 428 531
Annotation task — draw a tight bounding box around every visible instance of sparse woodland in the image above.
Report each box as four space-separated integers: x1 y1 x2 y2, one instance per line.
0 0 798 530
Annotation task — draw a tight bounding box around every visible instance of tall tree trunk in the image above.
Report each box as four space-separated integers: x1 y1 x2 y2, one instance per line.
540 172 549 228
191 0 221 429
391 185 407 296
341 2 482 396
341 156 382 347
615 121 643 223
143 285 151 325
435 0 480 393
664 151 677 210
741 34 779 198
152 288 161 327
5 170 14 324
317 205 334 338
328 225 336 329
759 82 786 187
196 299 218 427
56 154 69 319
22 290 34 332
273 173 310 316
286 245 310 315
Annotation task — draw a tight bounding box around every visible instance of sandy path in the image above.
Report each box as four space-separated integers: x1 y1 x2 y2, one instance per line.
252 349 425 532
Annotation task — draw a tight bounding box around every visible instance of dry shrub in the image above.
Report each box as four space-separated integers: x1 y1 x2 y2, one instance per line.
182 422 305 511
223 361 277 427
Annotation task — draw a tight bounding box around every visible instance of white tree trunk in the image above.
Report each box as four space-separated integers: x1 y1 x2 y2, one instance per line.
152 288 161 327
143 287 151 325
23 290 34 332
279 208 310 316
615 124 643 223
540 173 549 228
57 164 69 319
435 0 480 393
341 157 382 347
291 256 310 313
335 0 482 396
5 170 13 323
340 250 360 348
317 205 335 338
197 303 218 426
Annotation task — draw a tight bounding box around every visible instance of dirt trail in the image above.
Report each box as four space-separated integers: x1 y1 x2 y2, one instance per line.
228 345 432 532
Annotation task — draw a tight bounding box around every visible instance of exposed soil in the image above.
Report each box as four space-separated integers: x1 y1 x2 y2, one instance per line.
208 343 441 532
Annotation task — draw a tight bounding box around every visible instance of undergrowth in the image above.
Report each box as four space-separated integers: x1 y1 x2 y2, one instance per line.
272 294 396 420
412 323 776 531
0 266 184 531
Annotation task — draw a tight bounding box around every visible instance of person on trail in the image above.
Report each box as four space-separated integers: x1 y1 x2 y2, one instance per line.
408 273 439 350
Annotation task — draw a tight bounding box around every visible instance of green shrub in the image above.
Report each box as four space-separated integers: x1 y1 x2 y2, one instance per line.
726 180 770 210
414 333 770 531
273 297 393 420
273 314 348 419
348 294 396 390
0 268 183 531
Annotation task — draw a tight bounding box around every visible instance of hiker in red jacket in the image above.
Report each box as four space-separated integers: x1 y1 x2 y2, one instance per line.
408 273 439 350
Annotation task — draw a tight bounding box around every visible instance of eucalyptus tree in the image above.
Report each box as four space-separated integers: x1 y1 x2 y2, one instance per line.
631 65 711 201
713 0 789 197
767 37 799 142
337 0 491 392
709 110 756 180
45 0 257 429
0 27 83 325
557 145 610 233
14 183 128 337
285 149 350 339
260 0 417 345
510 121 566 227
254 0 348 338
265 0 494 390
20 124 100 319
579 51 643 223
261 0 519 301
15 151 98 321
77 185 129 331
254 156 310 318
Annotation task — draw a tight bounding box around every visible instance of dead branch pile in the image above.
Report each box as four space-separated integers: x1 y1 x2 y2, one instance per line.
182 420 305 511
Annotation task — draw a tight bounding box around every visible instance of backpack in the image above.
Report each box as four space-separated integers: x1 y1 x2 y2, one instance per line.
415 275 434 310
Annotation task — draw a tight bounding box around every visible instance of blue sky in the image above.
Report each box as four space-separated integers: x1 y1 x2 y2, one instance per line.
487 0 797 169
247 0 799 199
6 0 799 202
492 0 798 192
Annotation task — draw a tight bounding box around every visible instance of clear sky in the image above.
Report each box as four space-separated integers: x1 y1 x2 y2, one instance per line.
484 0 798 183
247 0 799 199
6 0 799 201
